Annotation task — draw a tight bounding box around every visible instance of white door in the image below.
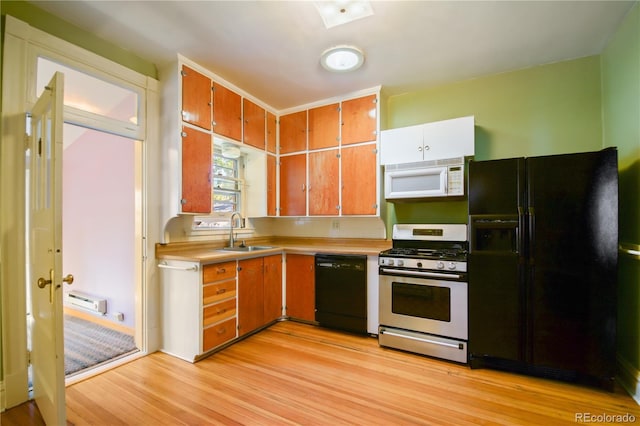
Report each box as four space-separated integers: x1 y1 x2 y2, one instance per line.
29 72 67 425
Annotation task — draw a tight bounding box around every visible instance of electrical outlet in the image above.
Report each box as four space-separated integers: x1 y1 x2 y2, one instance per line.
332 220 340 230
114 312 124 322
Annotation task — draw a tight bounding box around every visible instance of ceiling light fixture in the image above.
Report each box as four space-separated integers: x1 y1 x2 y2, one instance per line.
314 1 374 29
320 45 365 72
221 142 241 159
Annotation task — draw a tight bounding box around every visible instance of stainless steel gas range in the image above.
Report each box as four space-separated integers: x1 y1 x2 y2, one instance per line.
378 224 468 363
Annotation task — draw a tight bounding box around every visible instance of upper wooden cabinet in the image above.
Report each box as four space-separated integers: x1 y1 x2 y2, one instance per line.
308 149 339 216
341 94 377 145
266 111 277 154
279 153 306 216
308 103 340 150
181 65 211 131
341 143 377 215
279 110 307 154
212 82 242 141
181 126 211 214
243 98 265 150
266 154 277 216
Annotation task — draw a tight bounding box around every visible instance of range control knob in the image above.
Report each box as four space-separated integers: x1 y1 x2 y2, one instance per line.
448 262 457 270
397 259 404 267
388 259 395 266
436 261 445 270
416 262 423 268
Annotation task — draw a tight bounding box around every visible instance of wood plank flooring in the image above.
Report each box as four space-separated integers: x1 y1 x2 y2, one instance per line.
5 321 640 425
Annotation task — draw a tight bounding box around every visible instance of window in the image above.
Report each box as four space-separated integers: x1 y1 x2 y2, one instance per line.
193 147 244 230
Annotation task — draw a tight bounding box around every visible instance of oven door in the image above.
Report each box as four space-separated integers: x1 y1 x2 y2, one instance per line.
379 271 467 341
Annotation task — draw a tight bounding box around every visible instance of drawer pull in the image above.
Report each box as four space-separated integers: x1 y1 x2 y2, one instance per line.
217 268 226 274
216 308 227 314
216 288 227 295
217 327 226 335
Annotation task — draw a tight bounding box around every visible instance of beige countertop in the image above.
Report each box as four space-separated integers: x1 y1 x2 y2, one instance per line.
156 237 391 264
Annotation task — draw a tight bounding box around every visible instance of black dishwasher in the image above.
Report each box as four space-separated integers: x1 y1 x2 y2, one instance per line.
315 254 367 334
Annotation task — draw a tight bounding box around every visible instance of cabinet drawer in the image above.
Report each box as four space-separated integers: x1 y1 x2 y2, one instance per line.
203 279 236 305
203 261 236 283
203 317 236 352
203 298 236 327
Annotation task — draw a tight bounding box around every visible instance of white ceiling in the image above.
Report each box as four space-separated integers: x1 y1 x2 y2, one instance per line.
29 0 636 111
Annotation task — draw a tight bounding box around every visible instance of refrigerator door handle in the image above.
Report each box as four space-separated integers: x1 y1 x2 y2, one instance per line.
517 207 525 257
528 206 535 265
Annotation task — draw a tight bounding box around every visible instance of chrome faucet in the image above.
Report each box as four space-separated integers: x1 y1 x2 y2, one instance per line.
229 211 243 248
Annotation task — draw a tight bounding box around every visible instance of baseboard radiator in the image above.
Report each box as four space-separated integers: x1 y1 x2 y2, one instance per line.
66 291 107 315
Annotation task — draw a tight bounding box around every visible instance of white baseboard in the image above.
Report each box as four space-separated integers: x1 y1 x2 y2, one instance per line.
618 354 640 405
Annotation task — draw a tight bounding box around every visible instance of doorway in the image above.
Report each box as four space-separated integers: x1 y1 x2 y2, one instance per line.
31 57 144 380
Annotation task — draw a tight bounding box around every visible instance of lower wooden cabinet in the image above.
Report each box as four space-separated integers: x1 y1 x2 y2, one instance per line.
202 261 238 352
203 317 236 352
285 254 315 321
238 254 283 336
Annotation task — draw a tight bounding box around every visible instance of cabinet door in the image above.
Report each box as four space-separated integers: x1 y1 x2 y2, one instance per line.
308 149 339 215
379 124 424 165
279 110 307 154
279 154 306 216
423 116 474 161
181 65 211 130
263 254 283 323
238 257 264 337
212 82 242 141
181 126 211 213
266 154 277 216
266 111 277 154
341 143 378 215
285 254 315 321
341 94 377 145
308 103 340 150
243 98 265 149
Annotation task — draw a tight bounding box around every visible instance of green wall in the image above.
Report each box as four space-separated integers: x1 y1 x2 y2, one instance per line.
1 0 157 79
381 55 603 231
602 3 640 374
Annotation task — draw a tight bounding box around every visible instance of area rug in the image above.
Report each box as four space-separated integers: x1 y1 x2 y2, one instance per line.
64 314 138 376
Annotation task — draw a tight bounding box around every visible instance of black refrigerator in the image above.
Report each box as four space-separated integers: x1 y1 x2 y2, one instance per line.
467 148 618 390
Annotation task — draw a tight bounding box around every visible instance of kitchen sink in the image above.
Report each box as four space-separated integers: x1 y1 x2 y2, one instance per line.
219 245 275 252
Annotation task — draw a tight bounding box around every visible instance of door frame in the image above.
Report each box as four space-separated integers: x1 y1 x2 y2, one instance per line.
0 15 161 410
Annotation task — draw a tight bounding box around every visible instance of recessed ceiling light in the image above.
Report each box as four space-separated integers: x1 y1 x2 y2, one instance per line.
320 45 365 72
314 1 374 29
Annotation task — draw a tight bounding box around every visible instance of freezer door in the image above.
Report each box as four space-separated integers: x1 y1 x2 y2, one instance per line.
468 157 525 215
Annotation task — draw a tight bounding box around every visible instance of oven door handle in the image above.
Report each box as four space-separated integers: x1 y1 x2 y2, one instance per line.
379 330 464 350
380 268 461 280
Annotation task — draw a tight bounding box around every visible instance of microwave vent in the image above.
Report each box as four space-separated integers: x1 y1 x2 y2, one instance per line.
385 156 464 172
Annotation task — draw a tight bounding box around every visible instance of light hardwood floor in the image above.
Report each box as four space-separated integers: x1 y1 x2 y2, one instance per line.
4 321 640 425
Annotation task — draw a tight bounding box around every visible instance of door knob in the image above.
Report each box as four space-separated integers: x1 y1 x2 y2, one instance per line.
37 277 52 289
63 274 74 285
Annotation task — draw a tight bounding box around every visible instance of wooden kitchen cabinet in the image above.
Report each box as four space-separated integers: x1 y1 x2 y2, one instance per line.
341 143 378 215
202 261 238 352
238 255 283 336
238 257 264 336
181 65 211 131
279 110 307 154
266 111 277 153
285 254 315 322
212 82 242 141
243 98 265 149
263 254 283 322
267 154 277 216
341 94 377 145
279 153 307 216
308 149 339 215
308 103 340 150
160 259 238 362
181 126 211 214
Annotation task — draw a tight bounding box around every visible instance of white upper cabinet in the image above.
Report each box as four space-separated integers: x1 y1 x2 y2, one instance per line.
381 116 474 165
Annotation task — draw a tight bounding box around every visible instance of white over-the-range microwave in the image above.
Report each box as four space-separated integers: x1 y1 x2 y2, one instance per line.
384 158 465 200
